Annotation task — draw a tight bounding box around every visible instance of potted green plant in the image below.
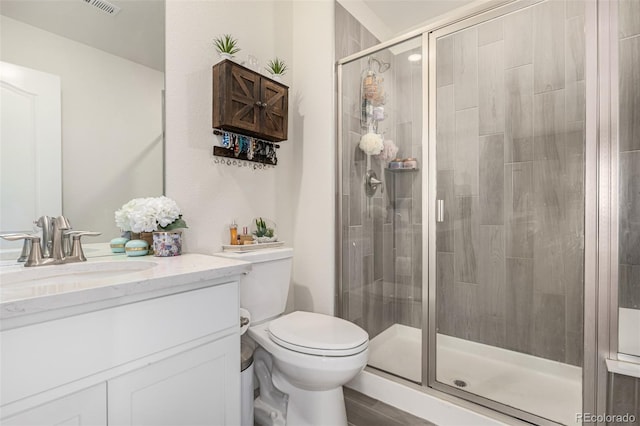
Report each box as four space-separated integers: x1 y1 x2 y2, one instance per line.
265 57 287 81
213 34 240 60
253 217 277 243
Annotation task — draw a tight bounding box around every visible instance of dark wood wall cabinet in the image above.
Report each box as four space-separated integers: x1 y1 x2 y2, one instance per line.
212 60 289 142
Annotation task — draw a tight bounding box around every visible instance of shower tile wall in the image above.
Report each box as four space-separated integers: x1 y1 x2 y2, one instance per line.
607 373 640 426
436 0 585 365
607 2 640 418
618 0 640 310
335 3 380 62
337 4 423 339
393 48 423 330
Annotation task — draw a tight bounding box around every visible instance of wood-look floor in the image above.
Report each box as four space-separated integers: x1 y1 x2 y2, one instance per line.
344 387 435 426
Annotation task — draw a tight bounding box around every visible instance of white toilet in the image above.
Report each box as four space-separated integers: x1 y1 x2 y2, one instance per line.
216 248 369 426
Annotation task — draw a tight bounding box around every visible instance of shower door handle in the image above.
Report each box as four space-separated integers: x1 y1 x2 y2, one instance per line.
436 199 444 223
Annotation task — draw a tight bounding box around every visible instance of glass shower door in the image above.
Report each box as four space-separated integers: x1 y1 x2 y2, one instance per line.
339 36 423 383
429 1 586 424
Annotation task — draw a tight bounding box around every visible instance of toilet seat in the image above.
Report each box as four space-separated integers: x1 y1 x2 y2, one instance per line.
268 311 369 357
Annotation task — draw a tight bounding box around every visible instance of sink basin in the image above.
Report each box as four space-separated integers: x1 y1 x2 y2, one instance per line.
0 260 157 288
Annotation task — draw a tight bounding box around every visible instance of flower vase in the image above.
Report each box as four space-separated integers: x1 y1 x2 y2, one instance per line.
131 232 154 254
153 231 182 257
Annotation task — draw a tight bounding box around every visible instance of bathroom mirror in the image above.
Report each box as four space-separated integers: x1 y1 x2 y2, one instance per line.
0 0 164 249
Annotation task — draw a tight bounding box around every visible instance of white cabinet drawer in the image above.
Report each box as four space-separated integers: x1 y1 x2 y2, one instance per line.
1 282 238 405
2 383 107 426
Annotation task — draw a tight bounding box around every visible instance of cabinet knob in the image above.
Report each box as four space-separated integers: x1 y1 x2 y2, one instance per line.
255 101 267 108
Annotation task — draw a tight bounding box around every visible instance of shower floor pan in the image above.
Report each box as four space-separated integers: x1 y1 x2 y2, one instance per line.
368 324 581 425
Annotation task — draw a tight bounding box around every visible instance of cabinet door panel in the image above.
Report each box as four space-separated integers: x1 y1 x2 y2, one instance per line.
261 80 288 141
228 64 260 133
2 384 106 426
108 335 240 426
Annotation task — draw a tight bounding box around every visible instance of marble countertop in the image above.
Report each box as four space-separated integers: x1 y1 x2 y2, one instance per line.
0 250 250 330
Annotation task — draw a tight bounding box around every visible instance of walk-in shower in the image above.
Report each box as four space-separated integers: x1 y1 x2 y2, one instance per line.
337 0 592 424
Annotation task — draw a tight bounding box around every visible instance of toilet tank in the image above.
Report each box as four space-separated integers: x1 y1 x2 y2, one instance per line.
215 248 293 323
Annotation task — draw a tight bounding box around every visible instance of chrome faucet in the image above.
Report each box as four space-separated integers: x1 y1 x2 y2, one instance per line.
50 216 71 261
34 215 54 257
0 216 101 267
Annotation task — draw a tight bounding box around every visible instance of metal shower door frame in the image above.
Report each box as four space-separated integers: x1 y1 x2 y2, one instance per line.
336 0 606 423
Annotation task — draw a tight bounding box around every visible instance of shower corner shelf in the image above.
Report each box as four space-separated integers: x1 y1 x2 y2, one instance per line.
386 168 419 173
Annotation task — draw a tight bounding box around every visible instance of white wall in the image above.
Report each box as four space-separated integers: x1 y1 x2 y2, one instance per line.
0 16 164 240
165 0 293 250
165 0 335 315
289 1 336 315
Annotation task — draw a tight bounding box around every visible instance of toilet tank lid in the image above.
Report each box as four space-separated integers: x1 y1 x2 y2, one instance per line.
214 247 293 263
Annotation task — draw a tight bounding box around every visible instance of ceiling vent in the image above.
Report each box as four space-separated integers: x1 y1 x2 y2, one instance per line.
82 0 121 16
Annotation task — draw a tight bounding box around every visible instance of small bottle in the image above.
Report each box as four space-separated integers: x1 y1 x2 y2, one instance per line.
230 221 238 245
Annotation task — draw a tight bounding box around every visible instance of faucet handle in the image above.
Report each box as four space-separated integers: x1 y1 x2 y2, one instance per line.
65 231 102 262
1 233 36 261
0 233 38 241
64 231 101 239
0 234 45 266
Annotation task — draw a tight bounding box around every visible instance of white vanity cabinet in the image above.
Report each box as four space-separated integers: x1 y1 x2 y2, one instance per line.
0 261 245 426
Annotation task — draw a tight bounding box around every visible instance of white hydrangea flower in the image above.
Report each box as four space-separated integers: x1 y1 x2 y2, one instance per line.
359 132 384 156
114 196 184 233
154 196 181 228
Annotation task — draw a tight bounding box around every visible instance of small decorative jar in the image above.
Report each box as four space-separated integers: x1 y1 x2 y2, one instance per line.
153 231 182 257
389 158 404 169
110 237 129 253
125 239 149 256
403 157 418 169
131 232 154 254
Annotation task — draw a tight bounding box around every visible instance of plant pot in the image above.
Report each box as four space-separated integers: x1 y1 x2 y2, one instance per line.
270 73 282 82
153 231 182 257
219 53 233 60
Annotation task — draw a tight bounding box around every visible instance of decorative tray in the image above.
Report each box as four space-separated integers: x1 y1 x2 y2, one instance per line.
221 241 285 252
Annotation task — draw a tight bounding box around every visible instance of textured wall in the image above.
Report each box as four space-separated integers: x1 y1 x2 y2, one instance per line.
289 0 337 315
165 0 338 316
165 0 293 254
435 0 586 366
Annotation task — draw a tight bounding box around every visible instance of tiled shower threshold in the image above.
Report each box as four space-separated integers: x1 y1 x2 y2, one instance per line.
368 324 582 425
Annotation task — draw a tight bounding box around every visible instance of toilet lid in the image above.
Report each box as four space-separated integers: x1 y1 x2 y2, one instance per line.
268 311 369 356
